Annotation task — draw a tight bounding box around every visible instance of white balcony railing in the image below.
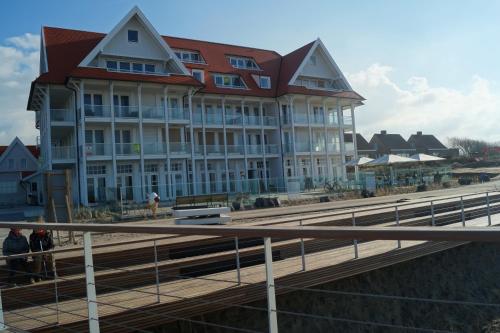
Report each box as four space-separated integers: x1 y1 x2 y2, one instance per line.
51 109 74 122
52 146 75 160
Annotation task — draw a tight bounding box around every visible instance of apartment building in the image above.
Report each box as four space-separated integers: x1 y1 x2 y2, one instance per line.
27 6 364 205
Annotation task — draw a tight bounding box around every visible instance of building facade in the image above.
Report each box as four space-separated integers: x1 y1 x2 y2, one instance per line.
27 7 364 206
370 130 416 158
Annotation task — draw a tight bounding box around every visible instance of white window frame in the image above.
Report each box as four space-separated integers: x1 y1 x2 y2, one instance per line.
173 49 205 64
228 56 260 70
106 59 158 75
213 74 247 89
191 69 205 83
259 76 271 89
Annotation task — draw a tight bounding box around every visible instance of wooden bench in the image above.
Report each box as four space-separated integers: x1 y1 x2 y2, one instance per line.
174 193 229 209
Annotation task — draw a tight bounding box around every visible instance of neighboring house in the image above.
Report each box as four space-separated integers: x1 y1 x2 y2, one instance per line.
407 131 458 158
369 130 416 157
27 6 365 206
344 133 376 158
0 137 40 206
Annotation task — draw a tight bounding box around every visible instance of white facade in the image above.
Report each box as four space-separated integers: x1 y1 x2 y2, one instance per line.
29 7 361 206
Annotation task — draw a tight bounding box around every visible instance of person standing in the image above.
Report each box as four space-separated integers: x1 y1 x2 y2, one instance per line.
3 228 33 286
29 228 54 282
147 192 160 219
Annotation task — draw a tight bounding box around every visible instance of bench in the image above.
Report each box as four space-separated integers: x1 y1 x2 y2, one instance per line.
174 193 229 209
173 207 231 225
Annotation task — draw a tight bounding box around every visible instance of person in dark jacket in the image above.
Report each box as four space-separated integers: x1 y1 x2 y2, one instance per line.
3 228 33 286
29 228 54 281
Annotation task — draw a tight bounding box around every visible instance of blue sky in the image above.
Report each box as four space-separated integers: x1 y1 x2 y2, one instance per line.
1 0 499 144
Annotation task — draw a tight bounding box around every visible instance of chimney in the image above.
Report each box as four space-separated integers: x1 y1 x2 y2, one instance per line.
417 131 422 136
380 130 387 135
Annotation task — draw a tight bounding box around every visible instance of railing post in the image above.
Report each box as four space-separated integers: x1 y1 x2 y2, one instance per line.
0 288 5 330
299 220 306 271
352 212 359 259
234 237 241 285
53 256 60 324
487 192 492 226
153 240 160 303
263 237 278 333
395 206 401 249
431 201 435 226
83 232 100 333
460 196 465 227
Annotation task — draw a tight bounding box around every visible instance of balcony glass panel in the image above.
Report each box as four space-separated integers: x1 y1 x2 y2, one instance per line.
142 106 164 120
170 142 191 154
246 145 263 155
115 143 140 155
263 116 278 126
169 108 189 121
114 106 139 118
143 142 167 154
52 146 75 159
51 109 74 122
84 143 112 156
84 105 111 118
244 116 261 126
227 145 244 155
225 114 243 126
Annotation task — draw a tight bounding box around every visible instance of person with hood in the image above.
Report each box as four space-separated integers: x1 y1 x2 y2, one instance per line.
29 227 54 282
3 228 33 286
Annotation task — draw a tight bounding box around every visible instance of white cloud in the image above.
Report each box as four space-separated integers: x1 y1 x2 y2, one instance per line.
348 64 500 145
6 33 40 50
0 34 39 145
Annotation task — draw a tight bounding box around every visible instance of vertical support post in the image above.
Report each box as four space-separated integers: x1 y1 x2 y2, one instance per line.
263 237 278 333
234 237 241 285
395 206 401 249
460 196 465 227
431 201 435 226
299 220 306 271
0 288 5 330
53 257 60 324
351 212 359 259
83 232 100 333
153 240 160 303
487 192 492 226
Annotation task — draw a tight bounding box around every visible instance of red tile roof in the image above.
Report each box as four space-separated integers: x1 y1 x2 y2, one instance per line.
34 26 364 101
0 145 39 159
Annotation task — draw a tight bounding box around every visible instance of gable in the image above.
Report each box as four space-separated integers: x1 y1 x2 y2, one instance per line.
0 139 38 172
101 16 168 61
299 47 339 79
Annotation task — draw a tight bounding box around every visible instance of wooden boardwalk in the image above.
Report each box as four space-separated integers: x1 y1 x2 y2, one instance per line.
4 211 498 333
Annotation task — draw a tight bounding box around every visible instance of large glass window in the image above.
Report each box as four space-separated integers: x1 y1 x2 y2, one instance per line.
132 63 143 73
174 49 205 64
119 62 130 72
213 74 246 89
228 56 259 70
145 64 155 73
106 60 117 71
259 76 271 89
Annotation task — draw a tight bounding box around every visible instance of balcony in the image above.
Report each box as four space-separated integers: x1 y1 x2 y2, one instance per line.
225 114 243 126
143 142 167 155
206 112 223 126
295 142 311 153
283 143 294 153
169 107 189 122
205 145 224 155
328 143 339 153
52 146 75 160
312 142 326 152
84 143 112 157
293 113 308 125
170 142 191 155
246 145 263 155
263 116 278 127
244 116 261 126
50 109 74 122
193 112 203 125
115 143 140 156
84 105 111 118
227 145 244 155
265 144 279 154
343 116 353 125
344 142 355 152
142 106 164 120
310 115 324 125
114 106 139 119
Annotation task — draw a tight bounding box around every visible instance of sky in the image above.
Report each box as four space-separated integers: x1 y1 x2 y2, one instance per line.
1 0 500 145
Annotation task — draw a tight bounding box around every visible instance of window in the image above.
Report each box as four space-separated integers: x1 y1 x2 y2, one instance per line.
128 30 138 43
174 49 205 64
8 159 14 170
106 60 117 71
87 165 106 175
117 164 132 174
132 63 143 73
144 64 155 73
20 158 27 169
259 76 271 89
310 55 317 66
119 62 130 72
145 164 158 173
192 69 204 83
228 56 259 70
213 74 246 89
31 182 37 192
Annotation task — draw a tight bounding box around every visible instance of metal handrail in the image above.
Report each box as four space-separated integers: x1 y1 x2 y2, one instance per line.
1 222 499 242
